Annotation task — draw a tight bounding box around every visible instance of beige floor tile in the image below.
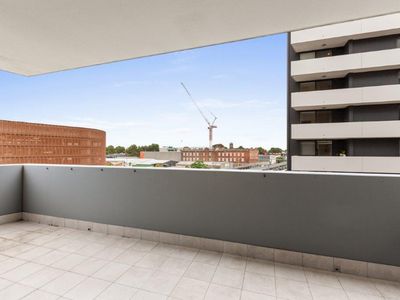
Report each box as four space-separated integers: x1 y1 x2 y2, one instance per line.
219 254 246 271
78 243 106 256
141 270 181 295
160 257 191 276
205 283 241 300
212 266 244 288
309 283 347 300
41 271 86 295
116 266 155 288
194 250 222 265
0 283 35 300
171 277 209 300
275 263 306 282
64 277 110 300
339 274 381 296
0 278 13 290
241 290 276 300
276 278 313 300
184 261 216 282
246 258 275 276
242 272 275 296
71 257 108 276
373 278 400 299
96 283 138 300
133 290 167 300
170 246 198 261
31 249 69 266
304 268 342 289
19 266 64 289
51 253 87 271
93 246 126 260
92 261 130 282
0 258 26 274
22 289 60 300
114 249 147 265
151 244 179 256
0 262 44 282
346 291 384 300
131 240 158 252
136 253 169 269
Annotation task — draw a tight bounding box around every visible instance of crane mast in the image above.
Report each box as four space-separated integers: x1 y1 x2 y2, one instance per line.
181 82 217 149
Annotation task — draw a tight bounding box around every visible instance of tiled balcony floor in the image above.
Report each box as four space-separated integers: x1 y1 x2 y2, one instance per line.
0 222 399 300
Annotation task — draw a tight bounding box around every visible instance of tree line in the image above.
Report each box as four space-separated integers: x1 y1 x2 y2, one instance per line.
106 143 284 157
106 144 159 156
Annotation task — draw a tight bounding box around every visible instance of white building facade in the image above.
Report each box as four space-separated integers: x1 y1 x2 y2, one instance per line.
288 13 400 173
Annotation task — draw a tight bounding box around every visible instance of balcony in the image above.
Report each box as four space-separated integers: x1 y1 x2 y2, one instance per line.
0 164 399 299
292 120 400 140
292 155 400 173
291 48 400 81
292 84 400 111
291 13 400 52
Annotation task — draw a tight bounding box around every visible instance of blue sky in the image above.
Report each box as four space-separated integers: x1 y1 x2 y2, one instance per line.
0 33 287 149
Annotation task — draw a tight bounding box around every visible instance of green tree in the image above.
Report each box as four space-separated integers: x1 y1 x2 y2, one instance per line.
257 147 267 155
126 144 139 156
212 144 226 150
276 156 286 163
238 146 244 149
269 147 283 154
190 161 208 169
106 145 115 155
114 146 126 154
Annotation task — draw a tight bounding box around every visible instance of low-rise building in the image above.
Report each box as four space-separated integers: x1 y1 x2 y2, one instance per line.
181 148 259 164
140 151 181 162
107 157 176 167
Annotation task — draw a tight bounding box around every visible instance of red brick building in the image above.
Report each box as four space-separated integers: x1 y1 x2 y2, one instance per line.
0 120 106 165
181 148 259 164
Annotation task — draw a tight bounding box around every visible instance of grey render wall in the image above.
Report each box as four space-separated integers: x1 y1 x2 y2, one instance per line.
0 165 22 215
22 165 400 267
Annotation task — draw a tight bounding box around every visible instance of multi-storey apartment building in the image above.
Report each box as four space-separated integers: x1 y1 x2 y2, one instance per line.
0 120 106 165
181 148 259 164
288 13 400 173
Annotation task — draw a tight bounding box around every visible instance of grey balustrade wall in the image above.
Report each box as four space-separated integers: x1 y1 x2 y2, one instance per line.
22 165 400 267
0 165 23 215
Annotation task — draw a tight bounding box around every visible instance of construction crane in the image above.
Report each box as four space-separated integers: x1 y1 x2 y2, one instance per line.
181 82 217 149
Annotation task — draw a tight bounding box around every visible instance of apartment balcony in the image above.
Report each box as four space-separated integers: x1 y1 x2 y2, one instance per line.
291 13 400 52
0 164 399 299
291 48 400 81
292 155 400 173
292 84 400 111
292 120 400 140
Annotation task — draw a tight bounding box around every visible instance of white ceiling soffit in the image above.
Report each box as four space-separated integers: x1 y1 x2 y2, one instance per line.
0 0 399 76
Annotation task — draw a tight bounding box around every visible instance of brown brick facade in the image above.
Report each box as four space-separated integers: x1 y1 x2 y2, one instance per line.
181 149 259 164
0 120 106 165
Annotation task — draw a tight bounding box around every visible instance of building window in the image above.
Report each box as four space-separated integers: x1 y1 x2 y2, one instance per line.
317 141 332 156
316 49 332 58
316 80 332 90
316 111 332 123
300 141 315 156
300 111 332 123
300 52 315 60
299 81 316 92
300 111 316 124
